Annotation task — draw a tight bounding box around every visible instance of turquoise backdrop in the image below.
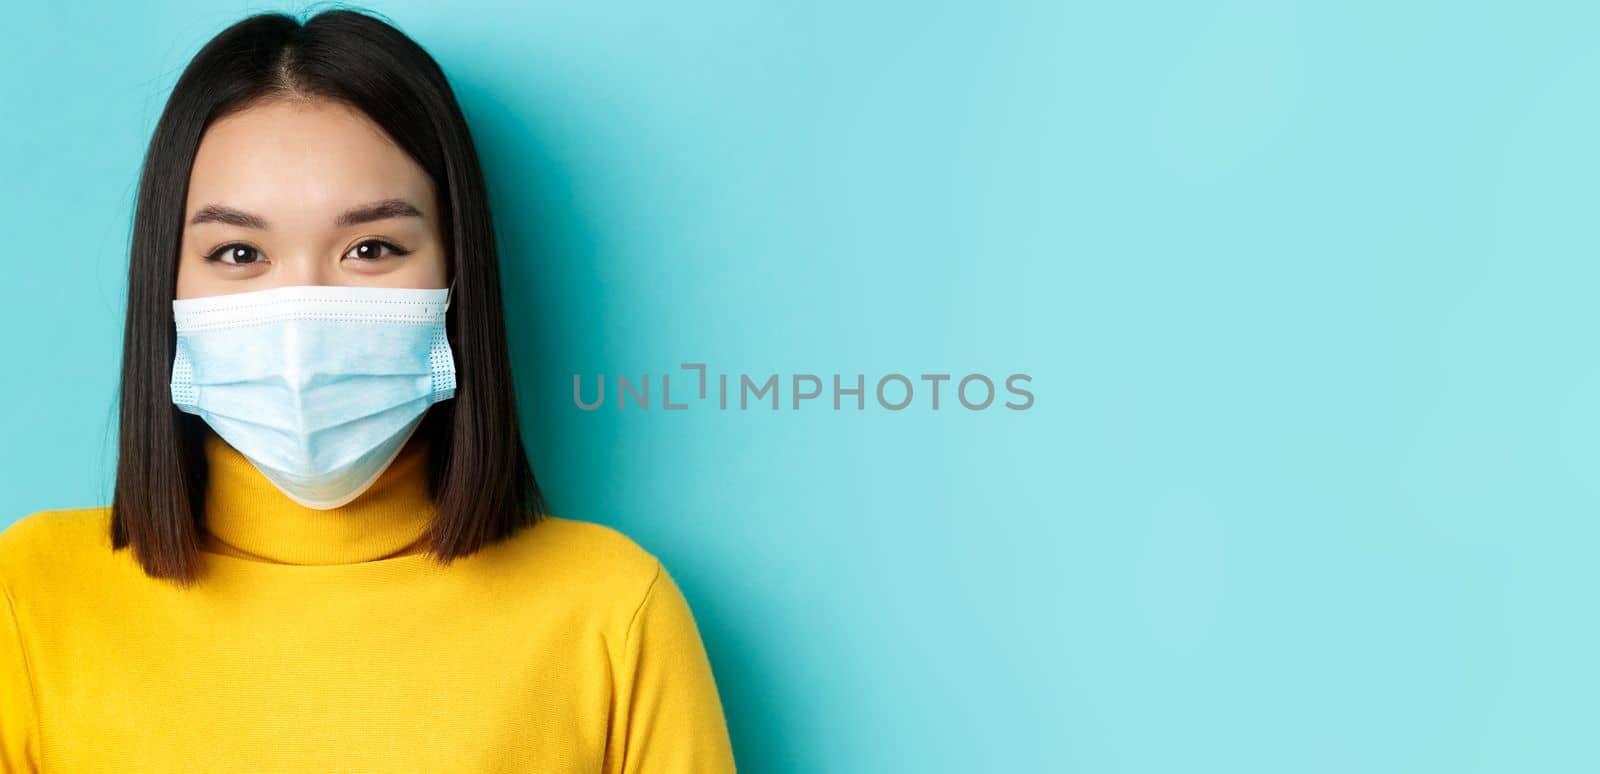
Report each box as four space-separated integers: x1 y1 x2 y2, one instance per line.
4 1 1597 771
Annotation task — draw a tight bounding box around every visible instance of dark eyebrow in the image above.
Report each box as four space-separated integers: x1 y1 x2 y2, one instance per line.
333 198 425 228
186 198 424 229
187 204 268 229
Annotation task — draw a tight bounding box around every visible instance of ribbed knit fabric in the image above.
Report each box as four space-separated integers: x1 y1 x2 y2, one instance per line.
0 428 737 773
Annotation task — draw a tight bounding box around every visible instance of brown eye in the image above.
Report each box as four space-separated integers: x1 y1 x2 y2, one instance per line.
346 239 411 262
204 244 262 265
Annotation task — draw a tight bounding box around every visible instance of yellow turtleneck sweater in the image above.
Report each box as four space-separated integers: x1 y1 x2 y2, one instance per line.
0 428 737 773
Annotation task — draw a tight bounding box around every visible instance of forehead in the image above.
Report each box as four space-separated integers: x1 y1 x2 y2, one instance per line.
185 97 436 221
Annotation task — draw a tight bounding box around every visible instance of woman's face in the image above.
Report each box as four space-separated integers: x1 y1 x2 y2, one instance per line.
175 97 448 299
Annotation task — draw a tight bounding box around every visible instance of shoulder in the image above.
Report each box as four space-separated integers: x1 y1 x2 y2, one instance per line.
0 507 113 576
0 507 121 604
502 514 663 587
487 513 667 621
514 514 663 577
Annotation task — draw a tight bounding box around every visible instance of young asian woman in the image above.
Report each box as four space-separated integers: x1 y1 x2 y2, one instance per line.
0 9 737 773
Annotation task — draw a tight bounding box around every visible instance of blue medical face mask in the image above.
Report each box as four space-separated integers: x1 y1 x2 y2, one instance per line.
170 282 457 509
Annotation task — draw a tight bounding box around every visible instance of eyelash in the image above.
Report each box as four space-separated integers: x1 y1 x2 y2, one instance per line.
202 239 413 265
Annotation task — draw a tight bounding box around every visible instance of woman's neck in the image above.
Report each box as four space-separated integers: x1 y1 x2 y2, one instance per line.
198 425 436 565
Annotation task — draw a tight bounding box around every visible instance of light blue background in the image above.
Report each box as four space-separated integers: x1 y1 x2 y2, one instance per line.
2 1 1594 771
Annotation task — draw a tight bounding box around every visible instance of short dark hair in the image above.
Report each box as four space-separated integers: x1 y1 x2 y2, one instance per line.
111 7 548 586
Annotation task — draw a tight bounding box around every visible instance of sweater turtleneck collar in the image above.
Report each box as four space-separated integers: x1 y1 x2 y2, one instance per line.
199 426 436 565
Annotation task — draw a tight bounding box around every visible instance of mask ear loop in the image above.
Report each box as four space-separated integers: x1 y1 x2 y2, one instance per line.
444 278 456 310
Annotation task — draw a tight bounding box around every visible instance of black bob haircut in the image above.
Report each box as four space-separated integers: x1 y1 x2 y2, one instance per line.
111 6 548 585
